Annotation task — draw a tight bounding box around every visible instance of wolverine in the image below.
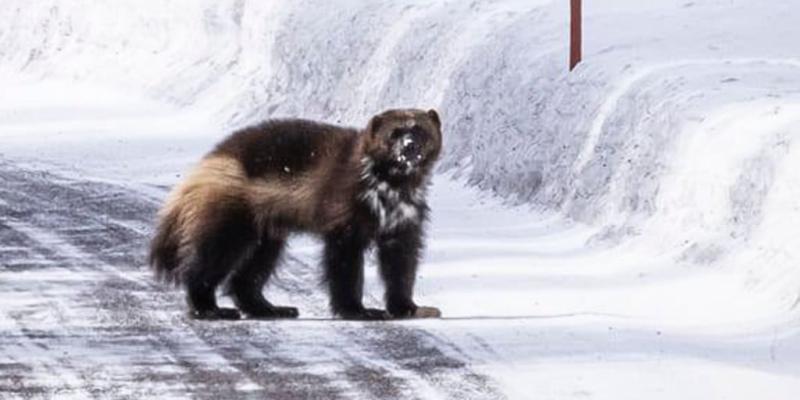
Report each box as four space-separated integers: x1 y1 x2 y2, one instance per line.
149 109 443 320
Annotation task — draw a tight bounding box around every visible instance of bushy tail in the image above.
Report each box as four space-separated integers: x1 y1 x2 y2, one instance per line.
149 209 183 284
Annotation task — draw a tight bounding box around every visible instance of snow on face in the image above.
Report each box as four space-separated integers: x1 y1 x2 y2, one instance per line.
391 131 424 175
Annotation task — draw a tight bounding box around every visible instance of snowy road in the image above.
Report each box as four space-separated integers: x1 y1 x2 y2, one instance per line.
0 160 503 399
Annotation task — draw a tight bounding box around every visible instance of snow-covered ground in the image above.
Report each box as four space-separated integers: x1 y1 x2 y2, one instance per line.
2 0 800 399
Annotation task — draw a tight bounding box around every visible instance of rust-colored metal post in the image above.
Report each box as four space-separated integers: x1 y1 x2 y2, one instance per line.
570 0 582 70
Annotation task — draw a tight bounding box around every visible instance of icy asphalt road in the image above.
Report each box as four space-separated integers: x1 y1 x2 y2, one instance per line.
0 160 503 399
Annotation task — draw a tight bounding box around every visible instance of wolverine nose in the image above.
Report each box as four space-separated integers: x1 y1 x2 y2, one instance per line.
403 140 422 160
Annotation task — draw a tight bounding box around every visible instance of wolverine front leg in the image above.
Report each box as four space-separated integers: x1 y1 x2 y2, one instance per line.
324 228 390 320
378 226 441 319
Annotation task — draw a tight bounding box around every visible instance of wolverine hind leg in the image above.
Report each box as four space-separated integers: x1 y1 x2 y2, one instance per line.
184 202 257 320
228 233 299 319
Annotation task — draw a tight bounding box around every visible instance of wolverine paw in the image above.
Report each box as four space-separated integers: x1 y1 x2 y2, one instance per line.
189 307 242 320
339 307 391 321
389 304 441 319
413 306 442 319
246 306 300 320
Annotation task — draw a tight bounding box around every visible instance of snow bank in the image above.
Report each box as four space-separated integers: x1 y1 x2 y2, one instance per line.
2 0 800 321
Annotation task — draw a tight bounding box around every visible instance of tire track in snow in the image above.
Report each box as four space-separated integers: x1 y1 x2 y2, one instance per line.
0 219 102 399
0 160 504 399
0 178 265 398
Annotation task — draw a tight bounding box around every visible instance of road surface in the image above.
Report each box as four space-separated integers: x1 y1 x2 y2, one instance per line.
0 159 502 399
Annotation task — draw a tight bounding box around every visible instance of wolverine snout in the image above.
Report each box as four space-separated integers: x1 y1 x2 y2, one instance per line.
393 133 426 173
400 138 422 161
403 138 422 160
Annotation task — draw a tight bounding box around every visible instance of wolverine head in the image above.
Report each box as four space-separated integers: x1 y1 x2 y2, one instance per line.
363 108 442 180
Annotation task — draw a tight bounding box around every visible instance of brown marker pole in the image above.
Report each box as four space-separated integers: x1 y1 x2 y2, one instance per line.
570 0 582 71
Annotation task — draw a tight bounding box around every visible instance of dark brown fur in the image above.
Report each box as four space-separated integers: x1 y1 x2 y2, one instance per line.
149 109 442 320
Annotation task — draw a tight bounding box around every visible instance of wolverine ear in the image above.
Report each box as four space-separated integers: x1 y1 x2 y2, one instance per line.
368 115 383 136
427 109 441 129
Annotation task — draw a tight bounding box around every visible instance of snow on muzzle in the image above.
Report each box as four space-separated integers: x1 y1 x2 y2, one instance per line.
391 133 425 174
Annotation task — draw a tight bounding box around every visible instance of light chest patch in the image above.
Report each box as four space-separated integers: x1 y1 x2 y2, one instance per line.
360 159 422 232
